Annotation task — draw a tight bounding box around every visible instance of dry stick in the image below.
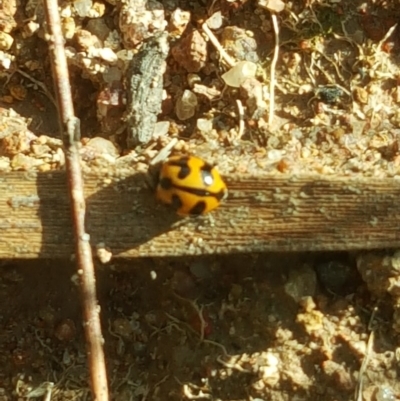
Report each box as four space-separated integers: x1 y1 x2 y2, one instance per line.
43 1 109 400
236 99 245 141
269 12 280 127
202 22 236 68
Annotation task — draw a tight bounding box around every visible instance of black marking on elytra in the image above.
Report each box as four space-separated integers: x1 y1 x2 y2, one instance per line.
189 201 207 215
159 176 173 190
177 165 191 180
171 194 183 210
167 157 191 179
174 185 226 200
200 162 213 172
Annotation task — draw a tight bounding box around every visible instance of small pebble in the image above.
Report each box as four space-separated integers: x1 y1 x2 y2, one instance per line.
189 259 213 280
206 11 223 30
315 260 358 295
0 32 14 51
221 61 257 88
220 26 259 63
54 319 76 342
284 264 317 302
85 137 120 159
171 30 207 72
196 118 213 134
169 8 190 36
153 121 170 138
74 0 93 18
175 90 198 120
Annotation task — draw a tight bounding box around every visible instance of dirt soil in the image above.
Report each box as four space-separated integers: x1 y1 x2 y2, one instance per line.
1 253 399 401
1 0 400 400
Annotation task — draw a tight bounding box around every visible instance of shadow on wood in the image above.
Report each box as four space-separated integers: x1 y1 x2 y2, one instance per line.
36 171 181 259
1 171 400 258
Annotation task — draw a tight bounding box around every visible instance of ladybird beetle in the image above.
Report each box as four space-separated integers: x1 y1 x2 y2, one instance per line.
156 155 228 216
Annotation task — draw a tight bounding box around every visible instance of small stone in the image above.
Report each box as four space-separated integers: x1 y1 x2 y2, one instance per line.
102 66 122 83
258 0 285 13
1 131 37 157
171 270 198 298
267 149 283 162
0 32 13 51
240 77 267 118
31 143 51 157
168 8 190 36
229 283 243 300
220 26 259 63
189 259 213 280
0 51 13 69
206 11 223 30
61 17 75 40
197 118 213 133
375 386 396 401
0 0 17 33
96 243 112 264
221 61 257 88
284 265 317 302
119 0 166 48
36 135 63 149
353 86 369 104
91 47 118 63
22 20 40 38
60 3 73 17
74 0 93 17
315 260 358 295
9 84 27 101
187 73 201 88
0 156 10 171
175 90 198 120
54 319 76 342
322 360 354 391
86 18 111 41
105 30 122 51
83 137 120 160
87 1 106 18
11 154 43 170
171 30 207 73
112 318 133 338
75 29 102 52
153 121 170 138
357 251 400 297
192 83 221 101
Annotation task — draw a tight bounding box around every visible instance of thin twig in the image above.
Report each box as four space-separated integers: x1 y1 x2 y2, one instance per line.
202 22 236 68
43 1 109 400
16 68 57 107
355 330 374 401
269 12 280 127
355 307 377 401
236 99 245 141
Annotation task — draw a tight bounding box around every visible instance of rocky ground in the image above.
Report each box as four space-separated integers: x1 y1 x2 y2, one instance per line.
0 0 400 400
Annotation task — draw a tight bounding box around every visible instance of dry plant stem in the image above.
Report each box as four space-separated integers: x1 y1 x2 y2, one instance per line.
16 69 57 106
202 22 236 68
236 99 245 140
269 12 279 127
43 1 109 400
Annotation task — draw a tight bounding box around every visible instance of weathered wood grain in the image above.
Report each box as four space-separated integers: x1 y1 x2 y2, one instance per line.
0 171 399 258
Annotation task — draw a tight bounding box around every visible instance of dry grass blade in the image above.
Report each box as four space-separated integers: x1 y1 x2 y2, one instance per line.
268 12 280 127
42 0 109 400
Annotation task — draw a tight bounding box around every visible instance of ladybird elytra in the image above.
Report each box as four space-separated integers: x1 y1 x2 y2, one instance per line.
156 155 228 216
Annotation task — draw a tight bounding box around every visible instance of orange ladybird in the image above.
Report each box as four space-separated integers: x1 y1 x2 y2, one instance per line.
156 155 228 216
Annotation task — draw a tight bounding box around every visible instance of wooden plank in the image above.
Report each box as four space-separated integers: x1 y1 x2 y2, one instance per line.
0 171 399 258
